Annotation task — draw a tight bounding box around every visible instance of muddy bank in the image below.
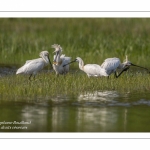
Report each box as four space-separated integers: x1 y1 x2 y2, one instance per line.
0 65 17 77
0 65 52 77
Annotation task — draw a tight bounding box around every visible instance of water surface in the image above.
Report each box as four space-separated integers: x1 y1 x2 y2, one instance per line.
1 66 150 132
0 91 150 132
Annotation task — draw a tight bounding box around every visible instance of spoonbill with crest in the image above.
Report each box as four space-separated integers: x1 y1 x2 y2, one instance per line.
52 44 71 75
101 55 149 78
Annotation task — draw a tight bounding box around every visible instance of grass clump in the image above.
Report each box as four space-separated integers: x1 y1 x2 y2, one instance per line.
0 71 150 102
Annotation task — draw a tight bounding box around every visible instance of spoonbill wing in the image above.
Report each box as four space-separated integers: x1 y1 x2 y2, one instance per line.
84 64 108 77
101 57 121 74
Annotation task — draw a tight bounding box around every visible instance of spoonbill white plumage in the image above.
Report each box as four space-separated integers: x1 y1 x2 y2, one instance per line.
52 44 71 75
101 55 149 78
63 57 108 77
16 51 53 80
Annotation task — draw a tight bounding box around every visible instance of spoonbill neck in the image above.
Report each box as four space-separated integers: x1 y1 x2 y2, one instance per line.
118 63 125 69
53 52 63 66
54 51 61 62
78 58 84 71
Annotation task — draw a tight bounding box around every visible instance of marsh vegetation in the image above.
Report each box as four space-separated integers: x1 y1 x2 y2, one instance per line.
0 18 150 101
1 18 150 132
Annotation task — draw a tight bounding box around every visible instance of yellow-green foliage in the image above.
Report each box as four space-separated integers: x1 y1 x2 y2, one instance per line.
0 18 150 68
0 18 150 102
0 71 150 102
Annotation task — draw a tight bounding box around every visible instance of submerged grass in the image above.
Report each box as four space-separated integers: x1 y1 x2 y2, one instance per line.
0 71 150 102
0 18 150 101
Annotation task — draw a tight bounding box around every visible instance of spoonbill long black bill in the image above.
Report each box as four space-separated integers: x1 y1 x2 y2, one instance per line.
100 55 149 78
16 51 53 80
63 57 109 78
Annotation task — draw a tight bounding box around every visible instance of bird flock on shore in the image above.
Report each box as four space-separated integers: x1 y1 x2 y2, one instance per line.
16 44 149 80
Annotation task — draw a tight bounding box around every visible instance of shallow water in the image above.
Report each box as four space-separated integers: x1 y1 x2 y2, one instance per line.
1 66 150 132
0 65 16 77
0 91 150 132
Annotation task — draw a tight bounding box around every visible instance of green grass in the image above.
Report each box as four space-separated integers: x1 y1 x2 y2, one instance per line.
1 18 150 67
0 71 150 102
0 18 150 101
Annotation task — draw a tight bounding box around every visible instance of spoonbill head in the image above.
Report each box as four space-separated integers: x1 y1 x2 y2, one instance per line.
16 50 52 80
101 55 149 78
52 44 71 75
63 57 108 77
51 44 63 65
116 55 149 77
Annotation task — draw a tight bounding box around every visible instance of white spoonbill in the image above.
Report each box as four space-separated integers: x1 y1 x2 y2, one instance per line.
16 51 53 80
63 57 108 77
101 55 149 78
52 44 71 75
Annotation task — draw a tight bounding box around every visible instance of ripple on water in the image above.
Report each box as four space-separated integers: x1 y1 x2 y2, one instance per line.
132 99 150 106
78 91 119 101
76 91 150 107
